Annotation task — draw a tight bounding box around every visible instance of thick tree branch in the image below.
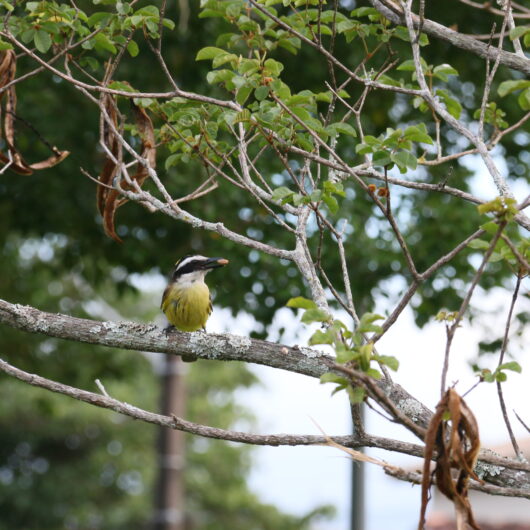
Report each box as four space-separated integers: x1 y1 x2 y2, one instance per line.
1 352 529 498
1 297 530 489
371 0 530 75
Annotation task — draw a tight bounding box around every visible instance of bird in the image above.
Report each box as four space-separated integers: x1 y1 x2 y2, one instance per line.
161 255 229 332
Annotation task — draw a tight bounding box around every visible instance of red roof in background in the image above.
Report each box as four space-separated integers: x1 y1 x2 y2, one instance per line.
427 522 530 530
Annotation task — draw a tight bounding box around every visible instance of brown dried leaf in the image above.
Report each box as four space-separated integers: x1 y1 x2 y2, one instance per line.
418 389 481 530
98 98 156 243
102 189 123 243
0 50 69 175
133 102 156 169
97 94 119 216
0 50 16 99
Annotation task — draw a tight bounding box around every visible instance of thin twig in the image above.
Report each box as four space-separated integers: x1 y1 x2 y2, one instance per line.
440 222 507 394
496 275 525 460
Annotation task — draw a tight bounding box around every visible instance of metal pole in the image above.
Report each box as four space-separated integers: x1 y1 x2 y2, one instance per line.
351 404 365 530
154 356 187 530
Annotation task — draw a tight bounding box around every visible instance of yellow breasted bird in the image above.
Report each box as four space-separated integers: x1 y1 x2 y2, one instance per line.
161 255 229 332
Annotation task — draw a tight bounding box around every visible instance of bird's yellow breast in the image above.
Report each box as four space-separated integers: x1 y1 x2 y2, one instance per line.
161 281 212 332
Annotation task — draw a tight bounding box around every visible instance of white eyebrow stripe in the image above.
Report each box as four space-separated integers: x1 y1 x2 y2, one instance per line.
175 255 208 271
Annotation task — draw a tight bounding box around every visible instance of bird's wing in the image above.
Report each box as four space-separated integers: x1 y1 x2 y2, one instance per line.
161 284 176 311
208 294 213 316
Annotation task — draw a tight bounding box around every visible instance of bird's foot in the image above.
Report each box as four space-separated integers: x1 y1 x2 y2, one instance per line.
164 325 176 336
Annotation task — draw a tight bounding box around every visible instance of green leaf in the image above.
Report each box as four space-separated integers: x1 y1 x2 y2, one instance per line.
212 52 237 68
498 361 522 373
357 313 384 334
206 69 235 86
34 30 52 53
322 193 339 214
117 1 131 14
480 221 499 235
164 153 180 170
391 151 417 172
310 190 322 202
323 181 346 198
108 80 134 92
467 239 490 250
326 122 357 137
433 63 458 81
366 368 382 380
271 186 294 202
289 105 312 123
309 329 334 346
93 33 117 54
358 343 372 371
377 355 399 371
518 88 530 111
355 143 374 155
320 372 348 385
254 85 270 101
335 346 356 364
372 149 391 167
234 86 250 106
233 109 251 124
87 11 112 28
239 59 260 75
436 89 462 119
498 79 530 97
126 39 139 57
495 371 507 382
509 25 530 40
196 46 227 61
482 370 495 383
163 18 175 30
264 58 284 76
0 40 13 51
347 386 366 404
403 124 433 144
286 296 317 310
26 1 40 12
397 59 416 71
301 308 331 324
477 197 518 217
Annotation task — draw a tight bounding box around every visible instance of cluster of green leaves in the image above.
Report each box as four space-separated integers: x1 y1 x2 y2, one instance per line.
435 310 459 323
393 60 462 119
158 98 230 169
466 198 528 272
201 0 302 54
256 2 428 49
473 102 509 130
271 179 346 213
287 297 398 403
476 196 518 220
498 78 530 111
191 2 440 172
2 1 173 63
355 123 433 173
474 361 522 384
195 42 357 154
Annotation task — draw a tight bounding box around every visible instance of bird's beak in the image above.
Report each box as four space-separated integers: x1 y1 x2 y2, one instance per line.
204 257 229 269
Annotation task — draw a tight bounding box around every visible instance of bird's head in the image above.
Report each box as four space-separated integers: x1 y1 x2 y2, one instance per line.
171 255 229 284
